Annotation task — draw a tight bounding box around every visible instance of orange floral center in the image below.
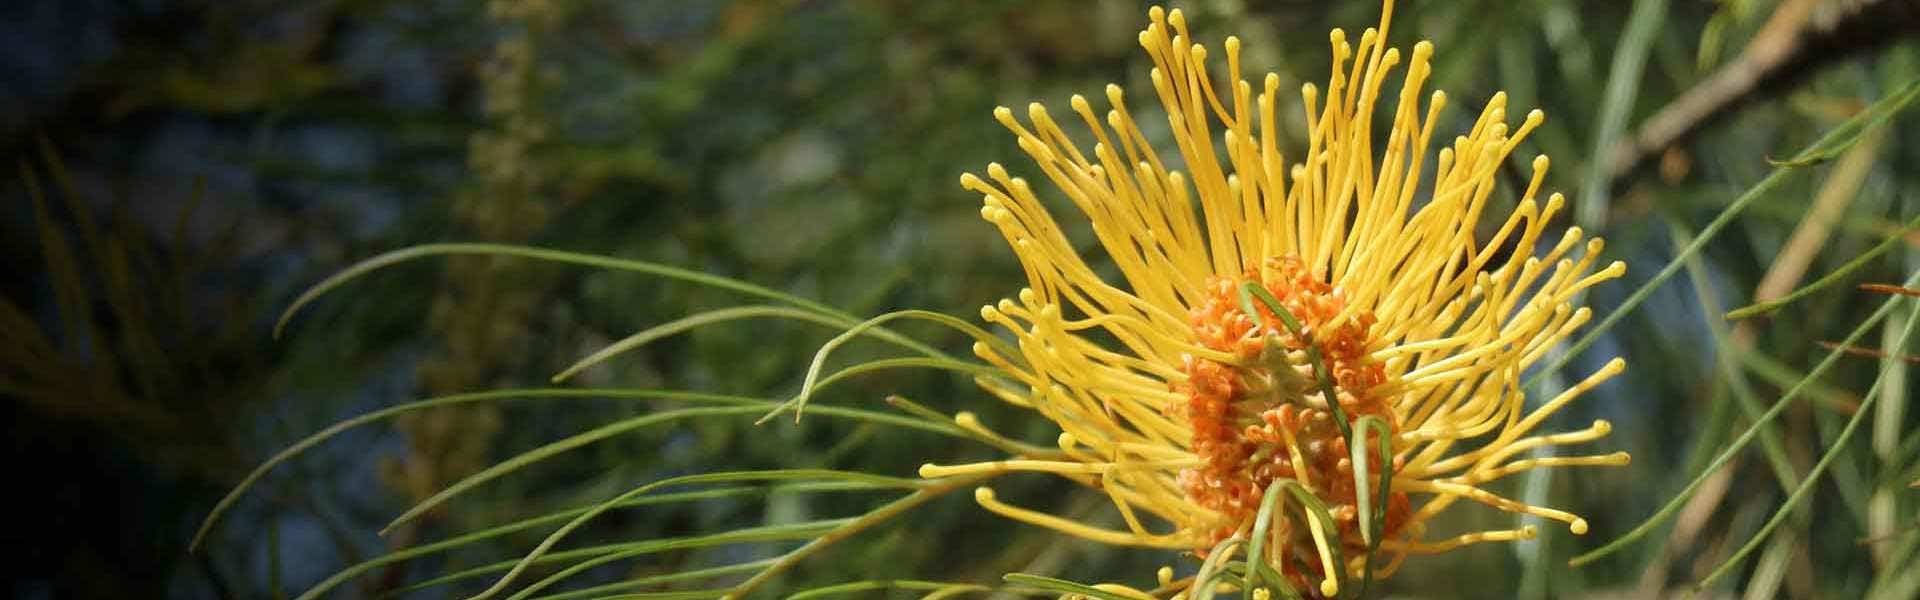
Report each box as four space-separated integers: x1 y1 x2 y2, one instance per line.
1174 256 1411 583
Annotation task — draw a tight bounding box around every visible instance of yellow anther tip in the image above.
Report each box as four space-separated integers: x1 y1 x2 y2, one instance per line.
1018 288 1038 304
1070 94 1089 111
973 487 997 502
1027 102 1048 118
1414 40 1434 55
992 106 1013 119
1330 28 1346 44
955 412 980 426
917 464 939 478
1570 519 1589 535
970 340 991 356
1532 155 1550 170
1320 579 1339 597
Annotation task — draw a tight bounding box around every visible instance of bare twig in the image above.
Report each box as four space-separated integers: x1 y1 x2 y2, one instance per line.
1861 283 1920 298
1605 0 1920 187
1815 341 1920 364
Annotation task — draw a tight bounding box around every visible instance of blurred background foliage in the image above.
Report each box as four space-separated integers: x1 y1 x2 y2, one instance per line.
5 0 1920 598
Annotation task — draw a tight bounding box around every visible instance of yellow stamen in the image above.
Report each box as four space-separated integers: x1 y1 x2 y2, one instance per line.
946 1 1629 594
970 487 1194 548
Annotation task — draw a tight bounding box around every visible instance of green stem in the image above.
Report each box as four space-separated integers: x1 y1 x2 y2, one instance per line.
1238 282 1353 439
1569 268 1920 567
1726 211 1920 319
724 473 996 598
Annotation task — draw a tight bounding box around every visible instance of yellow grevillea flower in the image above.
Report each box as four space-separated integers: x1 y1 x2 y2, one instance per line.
920 2 1629 596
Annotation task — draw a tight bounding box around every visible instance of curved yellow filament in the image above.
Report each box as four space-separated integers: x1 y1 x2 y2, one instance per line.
971 487 1194 548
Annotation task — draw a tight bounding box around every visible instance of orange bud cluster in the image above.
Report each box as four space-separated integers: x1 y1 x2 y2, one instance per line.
1176 256 1410 584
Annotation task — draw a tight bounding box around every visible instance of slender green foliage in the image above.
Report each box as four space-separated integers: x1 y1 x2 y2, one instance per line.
1001 574 1140 600
784 580 989 599
466 470 922 600
1726 211 1920 319
1531 76 1920 388
193 388 964 550
1571 268 1920 566
551 305 937 383
272 243 948 360
1695 295 1920 588
770 308 1017 424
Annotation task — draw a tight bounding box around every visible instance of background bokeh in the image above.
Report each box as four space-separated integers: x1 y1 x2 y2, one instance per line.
5 0 1920 598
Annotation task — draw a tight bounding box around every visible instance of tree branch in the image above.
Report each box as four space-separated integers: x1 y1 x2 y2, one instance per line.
1605 0 1920 189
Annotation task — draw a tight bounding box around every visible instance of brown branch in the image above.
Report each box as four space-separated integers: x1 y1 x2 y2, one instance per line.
1815 340 1920 364
1605 0 1920 188
1860 282 1920 297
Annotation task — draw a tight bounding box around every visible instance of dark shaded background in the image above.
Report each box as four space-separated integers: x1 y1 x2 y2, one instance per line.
6 0 1920 598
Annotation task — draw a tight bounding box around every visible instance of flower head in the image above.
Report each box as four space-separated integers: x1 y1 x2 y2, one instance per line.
923 1 1630 595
